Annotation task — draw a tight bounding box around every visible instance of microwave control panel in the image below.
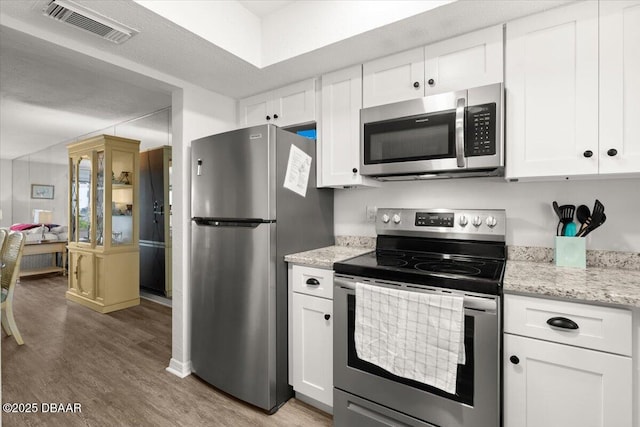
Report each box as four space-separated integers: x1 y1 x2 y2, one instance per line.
466 103 496 157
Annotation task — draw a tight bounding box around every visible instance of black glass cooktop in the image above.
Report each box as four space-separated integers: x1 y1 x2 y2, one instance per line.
334 236 506 295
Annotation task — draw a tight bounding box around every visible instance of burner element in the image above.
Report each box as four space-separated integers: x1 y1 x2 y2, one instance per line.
376 257 408 267
415 261 482 276
376 250 406 258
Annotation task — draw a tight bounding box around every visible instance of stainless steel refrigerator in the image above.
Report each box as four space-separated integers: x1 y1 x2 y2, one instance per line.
190 124 334 413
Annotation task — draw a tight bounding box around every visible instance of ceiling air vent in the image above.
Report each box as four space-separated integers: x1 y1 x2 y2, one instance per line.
43 0 138 44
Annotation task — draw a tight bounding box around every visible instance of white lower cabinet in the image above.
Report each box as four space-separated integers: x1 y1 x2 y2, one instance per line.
291 293 333 406
504 334 631 427
504 294 633 427
289 264 334 409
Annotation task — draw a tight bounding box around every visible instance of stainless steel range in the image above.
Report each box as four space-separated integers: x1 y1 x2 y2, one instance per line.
333 208 506 427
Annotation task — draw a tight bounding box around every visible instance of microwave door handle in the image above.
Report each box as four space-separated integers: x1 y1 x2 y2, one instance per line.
455 97 466 168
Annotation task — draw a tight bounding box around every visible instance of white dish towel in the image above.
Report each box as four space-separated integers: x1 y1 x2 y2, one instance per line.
355 282 465 394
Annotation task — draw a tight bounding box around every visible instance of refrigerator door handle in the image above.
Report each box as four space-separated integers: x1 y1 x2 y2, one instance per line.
192 217 275 228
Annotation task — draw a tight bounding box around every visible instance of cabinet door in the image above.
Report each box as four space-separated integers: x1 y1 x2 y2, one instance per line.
238 92 271 127
69 250 95 299
504 334 632 427
272 79 316 128
505 2 599 179
599 1 640 175
319 66 377 188
363 47 424 108
291 293 333 407
424 25 503 95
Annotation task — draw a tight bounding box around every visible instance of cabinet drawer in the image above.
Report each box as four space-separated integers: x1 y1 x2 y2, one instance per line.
291 265 333 300
504 294 632 356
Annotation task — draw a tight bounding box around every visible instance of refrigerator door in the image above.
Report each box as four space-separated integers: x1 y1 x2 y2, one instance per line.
140 148 166 242
191 125 276 220
190 219 277 411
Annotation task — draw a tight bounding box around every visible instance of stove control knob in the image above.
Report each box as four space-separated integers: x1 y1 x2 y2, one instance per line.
392 214 401 224
486 216 498 228
381 214 390 224
472 216 483 227
458 215 468 227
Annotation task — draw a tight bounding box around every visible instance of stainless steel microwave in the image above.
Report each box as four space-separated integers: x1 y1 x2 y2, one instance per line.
360 83 504 180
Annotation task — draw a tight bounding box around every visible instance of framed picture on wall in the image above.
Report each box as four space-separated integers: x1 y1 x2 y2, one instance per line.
31 184 55 199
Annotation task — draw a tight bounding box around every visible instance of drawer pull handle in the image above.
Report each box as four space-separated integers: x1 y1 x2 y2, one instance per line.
546 317 579 330
324 314 331 320
305 278 320 286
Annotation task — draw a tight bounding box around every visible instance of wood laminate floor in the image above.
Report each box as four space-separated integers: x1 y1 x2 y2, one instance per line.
2 275 333 427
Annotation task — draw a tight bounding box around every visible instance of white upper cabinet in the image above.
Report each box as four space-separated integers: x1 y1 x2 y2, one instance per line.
424 25 503 95
238 78 316 128
362 26 504 108
599 1 640 175
238 93 270 128
318 65 378 188
506 0 640 180
362 47 425 108
505 1 599 180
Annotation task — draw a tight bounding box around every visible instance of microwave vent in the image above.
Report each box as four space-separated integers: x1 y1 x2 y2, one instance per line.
43 0 138 44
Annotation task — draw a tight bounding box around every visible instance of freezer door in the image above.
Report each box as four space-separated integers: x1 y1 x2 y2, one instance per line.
190 220 276 410
191 125 276 220
139 241 165 295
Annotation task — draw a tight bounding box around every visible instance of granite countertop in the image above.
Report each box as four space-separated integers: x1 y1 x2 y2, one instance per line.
285 238 640 308
504 261 640 308
284 245 373 269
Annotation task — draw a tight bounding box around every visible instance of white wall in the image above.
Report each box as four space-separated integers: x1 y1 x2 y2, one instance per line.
261 0 452 66
11 160 67 226
168 85 236 377
0 159 12 227
335 177 640 252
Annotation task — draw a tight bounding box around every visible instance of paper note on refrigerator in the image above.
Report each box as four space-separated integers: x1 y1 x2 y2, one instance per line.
283 145 311 197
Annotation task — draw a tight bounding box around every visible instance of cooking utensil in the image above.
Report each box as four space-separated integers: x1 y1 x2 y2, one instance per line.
558 204 575 236
575 204 591 235
563 222 577 237
581 212 606 237
577 200 605 237
552 201 563 236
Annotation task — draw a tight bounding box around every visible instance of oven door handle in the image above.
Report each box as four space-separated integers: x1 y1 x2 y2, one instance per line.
455 96 466 168
335 277 497 312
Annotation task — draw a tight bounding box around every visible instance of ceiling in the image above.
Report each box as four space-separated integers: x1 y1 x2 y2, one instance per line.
238 0 293 17
0 0 572 160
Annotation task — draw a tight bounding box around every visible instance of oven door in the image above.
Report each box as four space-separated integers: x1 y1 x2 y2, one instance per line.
334 275 500 427
360 90 467 177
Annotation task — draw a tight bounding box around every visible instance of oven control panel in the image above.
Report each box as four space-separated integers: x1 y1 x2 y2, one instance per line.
377 208 506 242
415 212 455 227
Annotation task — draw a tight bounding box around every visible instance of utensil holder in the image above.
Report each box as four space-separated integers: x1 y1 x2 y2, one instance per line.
554 236 586 268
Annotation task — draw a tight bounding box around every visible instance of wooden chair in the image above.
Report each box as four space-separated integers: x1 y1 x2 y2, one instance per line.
1 231 26 345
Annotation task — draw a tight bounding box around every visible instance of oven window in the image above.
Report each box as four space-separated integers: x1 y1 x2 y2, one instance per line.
347 294 474 406
363 110 456 164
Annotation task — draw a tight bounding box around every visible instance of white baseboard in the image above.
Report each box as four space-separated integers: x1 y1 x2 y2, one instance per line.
166 358 192 378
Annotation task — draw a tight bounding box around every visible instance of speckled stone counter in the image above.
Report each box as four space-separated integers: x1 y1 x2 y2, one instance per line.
286 238 640 307
504 261 640 308
284 245 373 269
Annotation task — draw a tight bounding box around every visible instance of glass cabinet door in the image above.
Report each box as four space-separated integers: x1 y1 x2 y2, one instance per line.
78 156 92 244
70 157 78 243
96 151 105 246
111 149 134 245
